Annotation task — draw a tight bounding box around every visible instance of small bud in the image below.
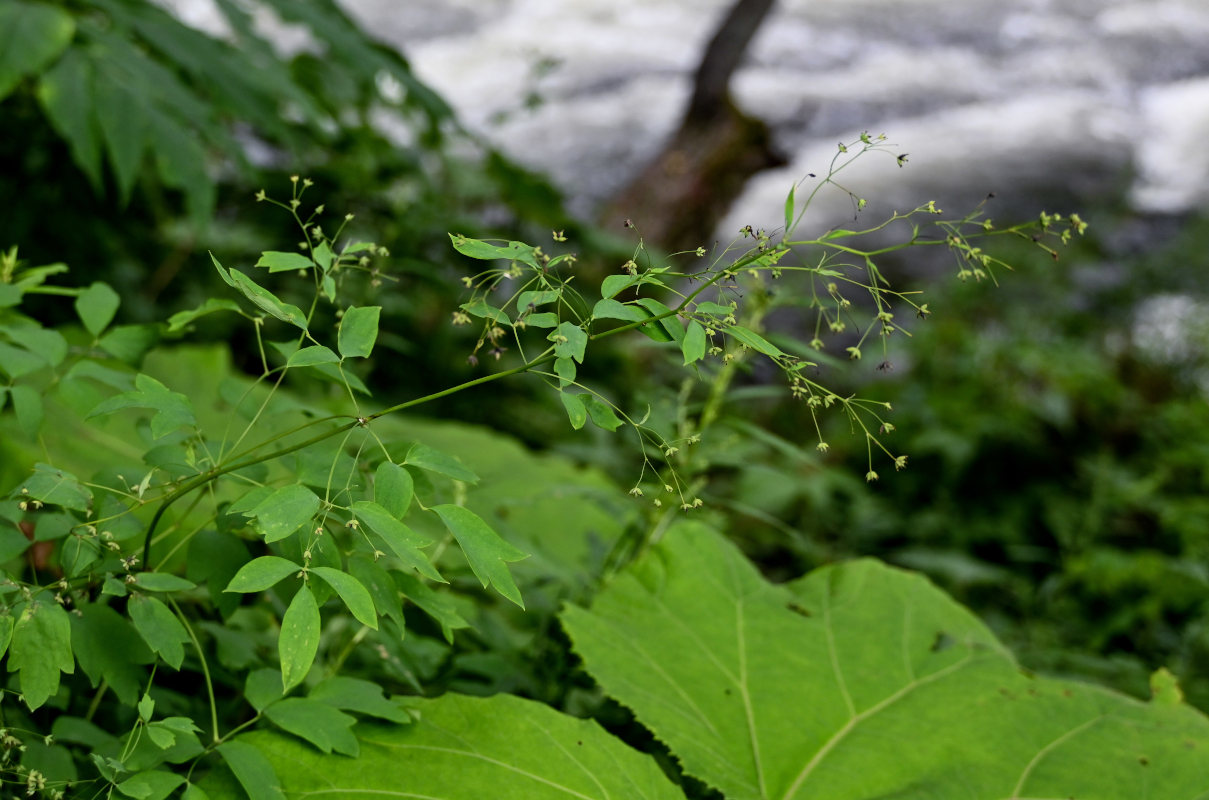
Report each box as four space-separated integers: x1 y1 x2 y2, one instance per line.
816 442 830 453
865 470 879 482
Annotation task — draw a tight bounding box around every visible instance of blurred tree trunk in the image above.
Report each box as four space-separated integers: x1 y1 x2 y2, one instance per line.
601 0 785 252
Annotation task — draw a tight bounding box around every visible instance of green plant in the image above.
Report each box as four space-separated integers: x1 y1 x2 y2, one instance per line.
3 135 1198 800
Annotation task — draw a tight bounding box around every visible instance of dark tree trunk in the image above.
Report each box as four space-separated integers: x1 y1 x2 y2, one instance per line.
601 0 785 253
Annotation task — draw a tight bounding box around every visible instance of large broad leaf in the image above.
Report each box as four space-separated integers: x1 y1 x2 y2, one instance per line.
203 693 683 799
562 523 1209 800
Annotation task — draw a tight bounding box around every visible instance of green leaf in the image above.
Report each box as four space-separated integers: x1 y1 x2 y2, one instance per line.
74 282 121 336
784 183 795 232
448 234 540 269
553 356 575 386
309 676 410 723
132 573 196 593
681 320 707 365
147 109 214 229
211 255 307 329
217 740 286 800
309 567 378 629
634 297 684 343
562 523 1209 800
374 461 413 519
0 283 22 308
583 395 623 432
726 324 785 358
137 693 155 722
549 321 587 363
248 484 321 543
823 228 860 240
225 556 302 594
165 298 242 332
279 584 320 692
694 301 734 316
87 373 196 440
245 669 285 713
394 572 469 643
36 49 103 190
459 298 511 326
338 305 381 359
93 72 148 205
11 383 43 436
70 603 149 705
207 694 682 799
591 298 649 322
8 601 74 710
600 274 637 300
117 769 185 800
0 341 46 379
255 251 313 272
559 392 587 430
17 463 91 511
522 311 558 328
517 289 559 309
181 783 210 800
0 2 75 101
98 324 159 363
128 595 189 670
432 504 528 608
0 614 13 660
351 500 442 582
404 442 478 483
264 698 358 756
286 345 340 368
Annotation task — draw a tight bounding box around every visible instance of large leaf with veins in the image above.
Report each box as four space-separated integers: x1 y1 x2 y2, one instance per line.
562 522 1209 800
202 692 684 799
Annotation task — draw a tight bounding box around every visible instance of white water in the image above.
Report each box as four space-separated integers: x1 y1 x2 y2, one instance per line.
337 0 1209 234
162 0 1209 231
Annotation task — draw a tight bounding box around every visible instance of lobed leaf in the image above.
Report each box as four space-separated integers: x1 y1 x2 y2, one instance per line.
562 523 1209 800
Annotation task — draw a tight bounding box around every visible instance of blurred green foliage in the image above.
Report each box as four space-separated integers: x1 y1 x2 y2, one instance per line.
692 211 1209 709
